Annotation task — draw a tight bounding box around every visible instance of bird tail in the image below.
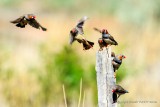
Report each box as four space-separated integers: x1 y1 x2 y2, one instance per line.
40 26 47 31
114 41 118 45
16 23 25 28
93 27 102 33
10 21 16 24
125 90 129 93
112 40 118 45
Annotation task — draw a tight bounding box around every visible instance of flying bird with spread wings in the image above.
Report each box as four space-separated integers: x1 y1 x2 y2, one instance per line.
74 38 94 50
69 16 88 45
69 16 94 50
10 14 47 31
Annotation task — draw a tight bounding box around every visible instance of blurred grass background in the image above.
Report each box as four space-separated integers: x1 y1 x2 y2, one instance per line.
0 0 160 107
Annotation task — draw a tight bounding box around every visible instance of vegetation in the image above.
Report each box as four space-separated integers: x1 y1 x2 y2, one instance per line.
0 0 160 107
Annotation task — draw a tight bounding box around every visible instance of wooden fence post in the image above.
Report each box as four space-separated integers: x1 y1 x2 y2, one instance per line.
95 47 117 107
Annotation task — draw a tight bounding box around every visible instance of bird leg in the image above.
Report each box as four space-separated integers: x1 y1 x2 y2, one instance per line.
114 72 116 78
117 95 120 100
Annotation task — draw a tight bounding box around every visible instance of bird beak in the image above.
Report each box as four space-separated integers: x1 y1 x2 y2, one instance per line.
112 90 115 92
124 56 126 58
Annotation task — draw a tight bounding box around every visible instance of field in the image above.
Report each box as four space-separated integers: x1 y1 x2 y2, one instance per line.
0 0 160 107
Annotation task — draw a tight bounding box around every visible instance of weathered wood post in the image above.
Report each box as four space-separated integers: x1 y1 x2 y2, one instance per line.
96 47 117 107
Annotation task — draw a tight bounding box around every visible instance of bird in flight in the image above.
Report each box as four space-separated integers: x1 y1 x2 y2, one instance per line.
10 14 47 31
69 16 94 50
74 38 94 50
69 16 88 44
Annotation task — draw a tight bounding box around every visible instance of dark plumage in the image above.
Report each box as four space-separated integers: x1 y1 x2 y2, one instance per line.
10 14 47 31
74 38 94 50
112 92 117 103
112 85 128 103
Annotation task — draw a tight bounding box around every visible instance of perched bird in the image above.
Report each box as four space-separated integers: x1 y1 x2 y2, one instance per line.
94 28 118 46
112 85 129 103
74 38 94 50
10 14 47 31
112 54 126 72
69 16 88 44
98 38 108 51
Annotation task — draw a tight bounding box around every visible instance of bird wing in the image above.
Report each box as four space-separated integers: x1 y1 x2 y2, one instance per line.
82 39 94 50
116 85 127 94
28 19 47 31
93 27 102 33
109 35 118 45
117 89 126 94
113 58 122 65
87 40 94 46
69 32 76 44
76 16 88 35
10 16 25 24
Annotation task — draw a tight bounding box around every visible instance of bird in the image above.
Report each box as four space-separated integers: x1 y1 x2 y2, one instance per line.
112 54 126 72
69 16 88 44
98 38 108 51
112 54 126 78
10 14 47 31
94 27 118 46
74 38 94 50
112 85 129 103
